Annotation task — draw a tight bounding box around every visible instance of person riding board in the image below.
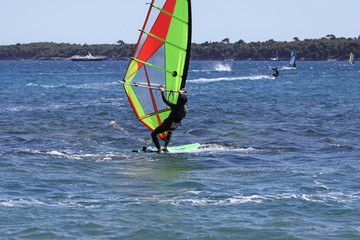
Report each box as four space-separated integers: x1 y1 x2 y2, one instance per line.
150 88 187 153
271 67 279 77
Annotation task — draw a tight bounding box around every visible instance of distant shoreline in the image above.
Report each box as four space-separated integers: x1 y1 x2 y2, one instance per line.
0 37 359 61
0 58 348 61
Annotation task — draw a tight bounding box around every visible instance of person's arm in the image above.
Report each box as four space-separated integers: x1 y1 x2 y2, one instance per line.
159 88 176 108
159 88 185 107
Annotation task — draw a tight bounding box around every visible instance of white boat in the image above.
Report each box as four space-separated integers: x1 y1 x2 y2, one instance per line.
270 51 279 61
71 52 105 61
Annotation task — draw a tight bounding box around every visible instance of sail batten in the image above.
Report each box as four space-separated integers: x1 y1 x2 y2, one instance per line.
150 3 188 24
139 109 171 120
140 30 188 52
121 0 192 138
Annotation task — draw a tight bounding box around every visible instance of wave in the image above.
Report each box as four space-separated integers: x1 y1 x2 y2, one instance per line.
214 63 232 71
0 197 103 208
109 120 129 133
2 190 359 208
158 191 360 206
26 81 118 90
26 82 65 88
191 69 211 73
280 66 295 70
1 97 125 113
191 63 232 73
189 75 273 83
194 144 257 153
19 149 129 162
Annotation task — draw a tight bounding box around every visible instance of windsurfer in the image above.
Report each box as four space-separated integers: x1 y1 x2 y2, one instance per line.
271 67 279 77
151 88 187 153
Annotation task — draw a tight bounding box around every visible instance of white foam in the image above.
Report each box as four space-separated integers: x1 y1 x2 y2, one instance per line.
159 191 360 206
191 69 211 72
109 120 129 133
189 75 272 83
214 63 232 71
26 81 117 90
1 202 15 207
190 63 232 72
26 83 65 88
68 81 117 90
314 180 330 190
280 66 295 70
194 144 257 153
0 198 102 208
25 149 129 161
216 195 266 204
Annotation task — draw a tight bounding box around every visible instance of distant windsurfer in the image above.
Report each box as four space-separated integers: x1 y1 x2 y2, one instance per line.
151 88 187 153
271 67 279 77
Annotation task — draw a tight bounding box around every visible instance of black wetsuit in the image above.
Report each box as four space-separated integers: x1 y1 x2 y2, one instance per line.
271 67 279 77
151 91 187 150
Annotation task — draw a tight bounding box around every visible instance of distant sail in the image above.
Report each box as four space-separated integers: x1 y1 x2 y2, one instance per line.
120 0 192 139
289 50 296 67
349 53 354 65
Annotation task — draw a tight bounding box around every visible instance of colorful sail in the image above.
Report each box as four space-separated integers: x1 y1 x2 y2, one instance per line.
289 50 296 67
349 53 354 65
121 0 192 138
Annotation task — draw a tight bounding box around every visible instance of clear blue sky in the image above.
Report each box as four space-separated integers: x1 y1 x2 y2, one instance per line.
1 0 359 45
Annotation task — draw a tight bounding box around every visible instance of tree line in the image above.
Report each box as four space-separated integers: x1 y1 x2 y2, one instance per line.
0 36 359 61
0 42 135 61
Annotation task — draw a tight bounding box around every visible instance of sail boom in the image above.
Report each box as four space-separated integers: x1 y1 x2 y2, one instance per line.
130 57 182 78
120 81 184 93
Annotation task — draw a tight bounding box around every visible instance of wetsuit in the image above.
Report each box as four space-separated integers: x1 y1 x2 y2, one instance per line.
151 91 187 150
271 67 279 77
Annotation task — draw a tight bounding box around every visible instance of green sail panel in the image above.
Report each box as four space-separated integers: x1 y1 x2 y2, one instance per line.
122 0 191 138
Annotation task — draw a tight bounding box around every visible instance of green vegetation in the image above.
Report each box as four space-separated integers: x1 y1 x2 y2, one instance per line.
191 36 360 61
0 36 359 61
0 42 135 61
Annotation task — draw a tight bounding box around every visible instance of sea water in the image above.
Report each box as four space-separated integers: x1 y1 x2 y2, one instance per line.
0 60 359 239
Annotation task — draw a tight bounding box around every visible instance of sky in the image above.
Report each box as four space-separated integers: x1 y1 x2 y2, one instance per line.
1 0 359 46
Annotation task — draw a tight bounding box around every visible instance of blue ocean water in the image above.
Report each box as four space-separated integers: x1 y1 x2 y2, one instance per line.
1 60 359 239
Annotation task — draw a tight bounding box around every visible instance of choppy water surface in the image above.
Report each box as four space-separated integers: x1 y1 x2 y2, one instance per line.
1 61 359 239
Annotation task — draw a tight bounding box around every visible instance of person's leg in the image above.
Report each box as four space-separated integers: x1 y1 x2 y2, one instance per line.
151 133 161 152
151 123 169 152
164 131 173 152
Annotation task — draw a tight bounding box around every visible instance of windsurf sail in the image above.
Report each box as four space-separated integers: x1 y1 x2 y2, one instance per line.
289 50 296 67
120 0 192 139
349 52 354 65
